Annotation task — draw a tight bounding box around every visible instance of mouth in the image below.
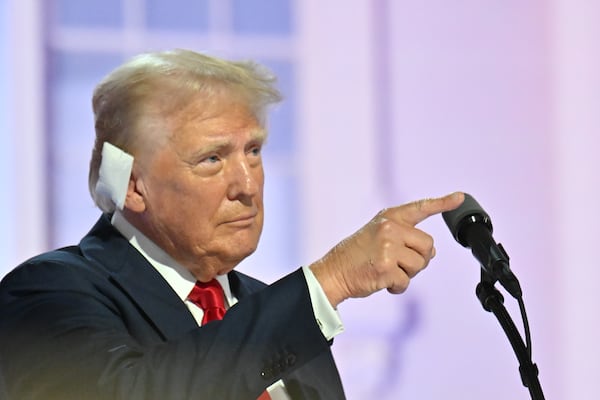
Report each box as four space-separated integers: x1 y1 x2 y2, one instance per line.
222 212 258 227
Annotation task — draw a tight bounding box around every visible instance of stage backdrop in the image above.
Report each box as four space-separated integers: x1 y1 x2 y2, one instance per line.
2 1 600 399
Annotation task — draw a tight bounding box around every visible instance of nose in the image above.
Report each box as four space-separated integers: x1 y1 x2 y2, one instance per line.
226 155 262 202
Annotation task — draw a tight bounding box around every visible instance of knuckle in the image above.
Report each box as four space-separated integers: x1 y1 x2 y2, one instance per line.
413 199 426 211
375 219 395 237
392 276 410 294
376 207 390 218
416 198 433 209
424 233 434 249
379 238 394 252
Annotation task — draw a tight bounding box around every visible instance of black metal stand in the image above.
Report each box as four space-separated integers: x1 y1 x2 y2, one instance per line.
476 272 545 400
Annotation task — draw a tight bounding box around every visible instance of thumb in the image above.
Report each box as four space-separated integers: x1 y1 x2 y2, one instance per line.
401 192 465 226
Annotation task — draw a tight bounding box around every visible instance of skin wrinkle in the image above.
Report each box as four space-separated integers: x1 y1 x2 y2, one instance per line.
123 92 265 283
91 52 466 314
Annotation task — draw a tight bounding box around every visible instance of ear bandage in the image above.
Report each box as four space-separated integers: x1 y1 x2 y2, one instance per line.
95 142 134 210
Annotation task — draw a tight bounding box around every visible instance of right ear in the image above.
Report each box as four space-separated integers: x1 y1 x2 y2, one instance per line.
123 168 147 213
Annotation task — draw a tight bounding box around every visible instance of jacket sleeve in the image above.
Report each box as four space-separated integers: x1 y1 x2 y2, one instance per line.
0 257 335 400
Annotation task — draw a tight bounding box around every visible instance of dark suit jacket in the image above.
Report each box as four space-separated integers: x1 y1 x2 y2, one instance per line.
0 215 345 399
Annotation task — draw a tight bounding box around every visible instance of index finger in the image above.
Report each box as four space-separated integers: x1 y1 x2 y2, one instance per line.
398 192 465 226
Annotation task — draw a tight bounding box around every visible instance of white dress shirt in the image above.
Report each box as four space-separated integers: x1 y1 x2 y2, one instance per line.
111 211 344 399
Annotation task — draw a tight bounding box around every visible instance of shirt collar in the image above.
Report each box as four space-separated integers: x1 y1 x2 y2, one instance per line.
111 211 236 307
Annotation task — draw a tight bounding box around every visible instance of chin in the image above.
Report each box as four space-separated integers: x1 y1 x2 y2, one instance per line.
233 244 258 261
209 233 261 270
230 231 260 255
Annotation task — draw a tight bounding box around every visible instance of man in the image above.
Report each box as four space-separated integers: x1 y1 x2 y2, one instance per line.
0 49 463 399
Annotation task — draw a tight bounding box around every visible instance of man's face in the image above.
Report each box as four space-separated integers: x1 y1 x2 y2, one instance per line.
131 93 266 281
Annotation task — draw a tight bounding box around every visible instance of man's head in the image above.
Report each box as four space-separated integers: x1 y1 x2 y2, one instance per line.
88 49 282 280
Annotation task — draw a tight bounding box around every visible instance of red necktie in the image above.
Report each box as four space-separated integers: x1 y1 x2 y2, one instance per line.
187 280 272 400
187 279 226 325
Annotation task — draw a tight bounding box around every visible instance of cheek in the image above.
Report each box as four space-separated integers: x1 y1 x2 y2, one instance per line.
148 179 219 231
176 190 222 225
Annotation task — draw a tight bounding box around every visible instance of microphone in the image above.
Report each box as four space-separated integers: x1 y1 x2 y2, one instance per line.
442 194 522 299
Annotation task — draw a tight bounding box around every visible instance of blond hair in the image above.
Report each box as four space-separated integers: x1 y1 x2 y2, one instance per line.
89 49 282 212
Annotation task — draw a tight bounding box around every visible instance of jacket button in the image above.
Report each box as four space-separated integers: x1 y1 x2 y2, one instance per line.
260 367 274 380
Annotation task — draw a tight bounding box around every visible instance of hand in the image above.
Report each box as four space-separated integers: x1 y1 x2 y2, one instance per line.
309 192 464 307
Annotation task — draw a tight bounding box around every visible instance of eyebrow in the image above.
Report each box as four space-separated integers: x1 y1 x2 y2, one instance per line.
184 129 267 160
248 129 267 143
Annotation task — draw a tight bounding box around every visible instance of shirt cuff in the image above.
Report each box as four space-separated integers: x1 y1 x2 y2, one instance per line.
301 266 345 341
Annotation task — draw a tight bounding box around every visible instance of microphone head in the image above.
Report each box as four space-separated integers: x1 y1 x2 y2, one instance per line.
442 193 493 247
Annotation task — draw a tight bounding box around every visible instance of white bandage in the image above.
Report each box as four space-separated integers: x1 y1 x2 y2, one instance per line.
95 142 134 210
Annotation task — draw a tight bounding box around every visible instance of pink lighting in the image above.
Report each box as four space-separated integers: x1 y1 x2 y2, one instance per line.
2 1 599 398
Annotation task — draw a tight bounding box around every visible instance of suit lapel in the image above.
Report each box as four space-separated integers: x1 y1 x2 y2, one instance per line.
228 270 264 299
79 215 198 341
77 216 346 398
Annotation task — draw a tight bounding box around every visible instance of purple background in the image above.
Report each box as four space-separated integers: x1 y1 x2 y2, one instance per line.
2 1 599 398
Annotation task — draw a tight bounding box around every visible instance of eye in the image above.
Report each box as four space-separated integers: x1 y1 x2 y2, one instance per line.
195 153 221 165
194 154 222 175
247 144 262 157
204 155 221 164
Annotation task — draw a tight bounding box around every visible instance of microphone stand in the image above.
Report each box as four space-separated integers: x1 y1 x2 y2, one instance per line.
475 271 545 400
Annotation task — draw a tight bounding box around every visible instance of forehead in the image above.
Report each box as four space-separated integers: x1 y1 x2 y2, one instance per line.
167 93 265 144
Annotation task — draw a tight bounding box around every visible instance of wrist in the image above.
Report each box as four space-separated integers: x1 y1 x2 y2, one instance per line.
308 258 347 308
